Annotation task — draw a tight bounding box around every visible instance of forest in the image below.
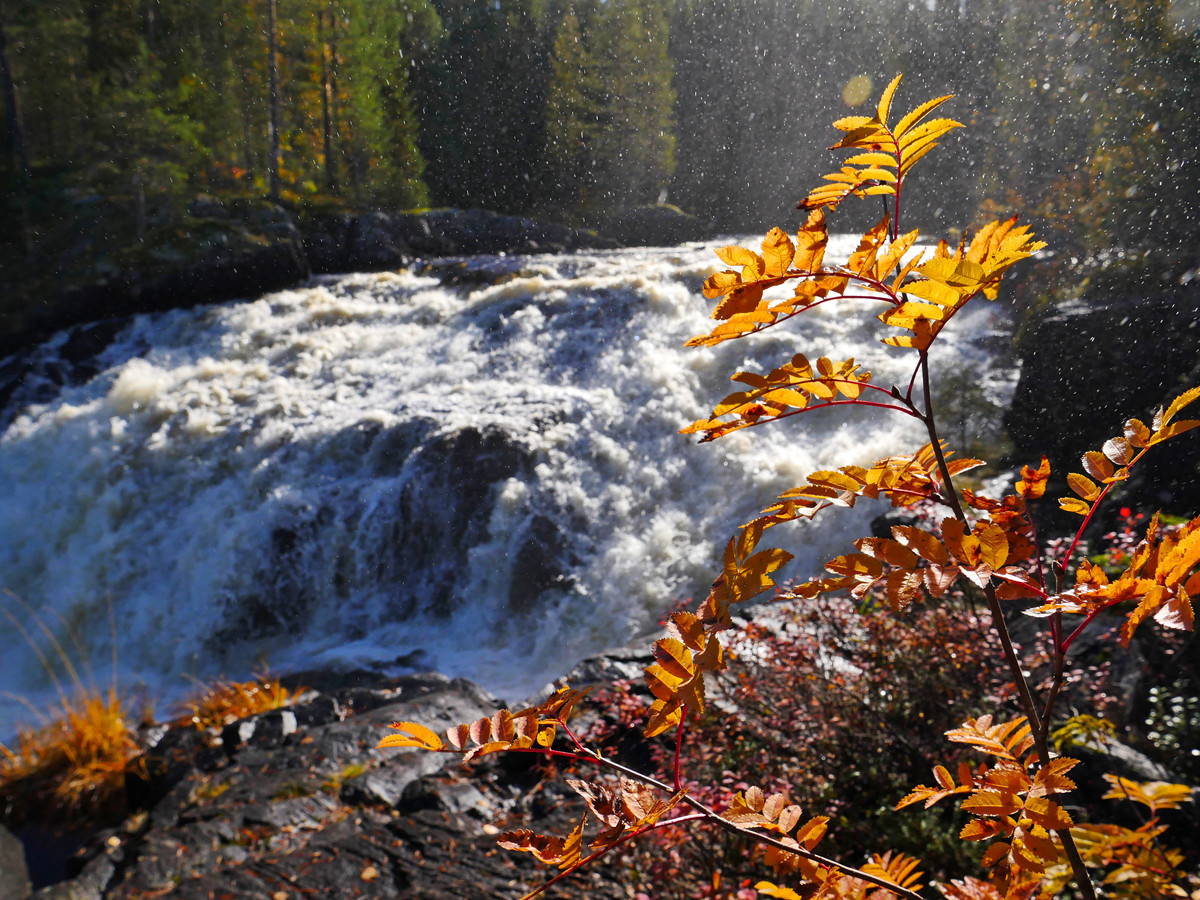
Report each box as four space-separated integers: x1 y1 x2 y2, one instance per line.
1 0 1198 286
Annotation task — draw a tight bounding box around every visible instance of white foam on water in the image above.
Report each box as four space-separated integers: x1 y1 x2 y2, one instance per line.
0 238 1014 730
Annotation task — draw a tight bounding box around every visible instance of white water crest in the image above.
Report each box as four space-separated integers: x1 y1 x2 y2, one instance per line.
0 238 1015 730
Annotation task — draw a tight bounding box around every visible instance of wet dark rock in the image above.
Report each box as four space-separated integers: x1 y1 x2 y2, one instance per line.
301 207 618 276
509 514 573 614
22 671 589 900
186 195 228 220
2 206 621 360
1007 286 1200 519
0 824 32 900
593 204 715 246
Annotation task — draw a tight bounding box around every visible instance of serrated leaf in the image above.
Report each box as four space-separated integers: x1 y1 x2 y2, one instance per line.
497 828 566 864
1067 472 1101 501
1159 384 1200 428
761 227 795 277
379 721 444 751
962 790 1022 816
1082 450 1115 481
877 73 903 124
892 524 950 564
1059 497 1091 516
1102 436 1135 466
893 93 955 138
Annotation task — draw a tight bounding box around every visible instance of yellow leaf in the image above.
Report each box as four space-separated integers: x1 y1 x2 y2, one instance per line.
976 524 1009 570
754 882 805 900
902 278 961 307
1102 774 1195 812
844 151 897 167
962 790 1022 816
893 93 955 138
653 637 695 682
1159 384 1200 428
714 244 760 269
761 227 795 277
877 73 903 125
1067 472 1101 501
378 721 444 751
1059 497 1091 516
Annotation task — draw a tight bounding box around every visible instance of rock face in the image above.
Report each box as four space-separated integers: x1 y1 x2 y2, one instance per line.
1 207 621 360
1006 286 1200 519
589 205 714 247
0 825 32 900
12 666 633 900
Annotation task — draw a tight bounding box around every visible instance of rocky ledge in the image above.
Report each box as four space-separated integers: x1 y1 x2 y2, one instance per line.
1 203 713 360
2 649 652 900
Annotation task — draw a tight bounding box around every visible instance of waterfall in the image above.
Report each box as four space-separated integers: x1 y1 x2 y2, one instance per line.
0 238 1015 729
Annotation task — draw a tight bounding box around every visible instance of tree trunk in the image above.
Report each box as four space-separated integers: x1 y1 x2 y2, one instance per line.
266 0 280 201
0 17 33 259
319 9 337 192
0 18 29 177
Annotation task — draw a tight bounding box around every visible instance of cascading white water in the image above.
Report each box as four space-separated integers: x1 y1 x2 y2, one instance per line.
0 238 1015 731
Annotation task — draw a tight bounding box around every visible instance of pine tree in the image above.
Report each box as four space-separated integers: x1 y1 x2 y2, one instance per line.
543 4 604 210
593 0 676 208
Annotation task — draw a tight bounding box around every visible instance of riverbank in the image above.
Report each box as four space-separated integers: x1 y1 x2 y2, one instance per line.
0 200 715 360
5 596 1195 900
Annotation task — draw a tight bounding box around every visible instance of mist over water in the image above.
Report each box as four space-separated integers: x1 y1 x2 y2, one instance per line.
0 238 1013 731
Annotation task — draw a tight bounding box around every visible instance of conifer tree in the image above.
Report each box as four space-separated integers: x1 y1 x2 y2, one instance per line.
594 0 676 207
543 4 604 209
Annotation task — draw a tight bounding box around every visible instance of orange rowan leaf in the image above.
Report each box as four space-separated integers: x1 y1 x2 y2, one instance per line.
946 716 1034 763
923 563 960 598
1124 417 1152 447
1102 774 1194 812
960 819 1007 841
1081 450 1115 482
1015 457 1049 499
762 227 796 277
979 842 1011 868
497 828 568 865
1059 497 1091 516
962 790 1022 817
861 851 925 893
465 739 516 761
378 721 444 751
892 524 950 564
1022 797 1073 831
1030 757 1079 797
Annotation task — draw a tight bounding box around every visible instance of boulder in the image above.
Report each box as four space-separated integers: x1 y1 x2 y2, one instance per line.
1006 286 1200 520
592 204 714 246
0 825 31 900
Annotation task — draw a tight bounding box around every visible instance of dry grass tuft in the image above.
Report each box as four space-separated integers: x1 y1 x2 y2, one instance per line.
180 670 302 735
1 593 146 824
0 686 143 823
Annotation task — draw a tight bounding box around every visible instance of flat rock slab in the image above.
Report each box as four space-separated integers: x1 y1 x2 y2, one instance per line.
23 672 629 900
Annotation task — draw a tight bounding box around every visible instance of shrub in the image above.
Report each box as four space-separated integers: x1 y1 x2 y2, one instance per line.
381 77 1199 900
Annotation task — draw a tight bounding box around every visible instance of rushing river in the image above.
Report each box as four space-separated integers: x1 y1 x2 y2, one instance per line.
0 238 1014 731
